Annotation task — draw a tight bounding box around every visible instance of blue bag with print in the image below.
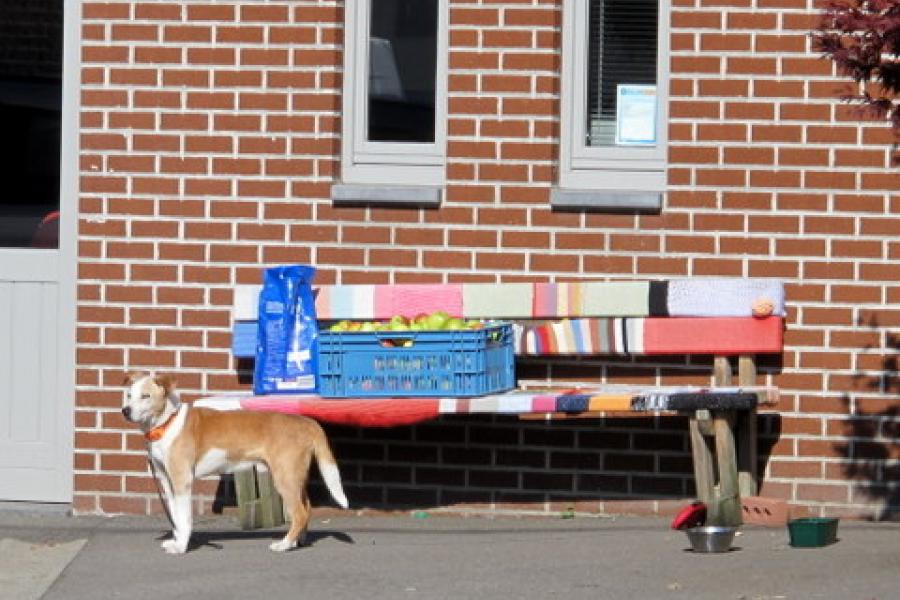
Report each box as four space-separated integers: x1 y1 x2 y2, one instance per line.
253 264 318 395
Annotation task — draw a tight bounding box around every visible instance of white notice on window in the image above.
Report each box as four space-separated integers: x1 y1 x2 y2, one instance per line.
615 85 657 146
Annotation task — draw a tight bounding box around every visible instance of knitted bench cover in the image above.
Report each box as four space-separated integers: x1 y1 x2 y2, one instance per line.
233 278 785 321
194 386 777 428
232 317 783 359
514 317 783 355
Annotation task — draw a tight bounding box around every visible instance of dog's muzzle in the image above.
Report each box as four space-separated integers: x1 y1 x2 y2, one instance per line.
122 406 132 421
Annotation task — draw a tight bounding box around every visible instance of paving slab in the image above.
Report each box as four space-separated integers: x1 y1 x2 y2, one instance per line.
0 538 86 600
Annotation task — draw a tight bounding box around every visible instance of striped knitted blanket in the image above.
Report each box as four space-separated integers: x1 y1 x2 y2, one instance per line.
194 386 776 427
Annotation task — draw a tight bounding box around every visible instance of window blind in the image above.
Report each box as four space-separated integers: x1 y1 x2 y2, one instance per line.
586 0 658 146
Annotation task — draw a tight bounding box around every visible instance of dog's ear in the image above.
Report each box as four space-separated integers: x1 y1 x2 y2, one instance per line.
154 374 176 396
123 371 146 386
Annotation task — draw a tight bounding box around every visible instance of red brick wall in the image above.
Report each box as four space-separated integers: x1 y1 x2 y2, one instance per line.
76 1 899 520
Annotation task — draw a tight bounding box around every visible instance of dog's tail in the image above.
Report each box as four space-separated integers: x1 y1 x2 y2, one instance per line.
313 429 349 509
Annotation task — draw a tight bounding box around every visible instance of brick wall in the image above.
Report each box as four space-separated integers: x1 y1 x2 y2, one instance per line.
76 1 899 519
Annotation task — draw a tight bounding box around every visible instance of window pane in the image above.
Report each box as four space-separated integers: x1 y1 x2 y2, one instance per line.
586 0 658 147
368 0 437 143
0 1 62 248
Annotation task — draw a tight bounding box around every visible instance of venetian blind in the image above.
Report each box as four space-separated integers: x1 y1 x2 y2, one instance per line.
586 0 658 146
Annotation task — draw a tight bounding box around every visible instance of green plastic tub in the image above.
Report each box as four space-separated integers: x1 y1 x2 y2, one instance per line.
787 517 839 548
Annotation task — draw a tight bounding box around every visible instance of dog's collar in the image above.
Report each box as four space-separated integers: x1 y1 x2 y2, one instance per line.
145 408 179 442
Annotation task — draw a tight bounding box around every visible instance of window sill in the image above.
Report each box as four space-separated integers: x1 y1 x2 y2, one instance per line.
550 188 662 213
331 183 442 207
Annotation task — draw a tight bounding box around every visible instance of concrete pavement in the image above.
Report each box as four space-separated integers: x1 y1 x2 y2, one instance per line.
0 506 898 600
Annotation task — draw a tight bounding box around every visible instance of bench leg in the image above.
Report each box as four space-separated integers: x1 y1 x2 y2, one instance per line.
736 408 759 497
256 467 286 529
713 412 742 527
737 355 759 497
235 467 286 530
235 468 261 530
703 356 743 526
689 411 717 520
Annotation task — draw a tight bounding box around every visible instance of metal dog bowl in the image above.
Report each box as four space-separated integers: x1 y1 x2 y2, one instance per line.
684 525 737 553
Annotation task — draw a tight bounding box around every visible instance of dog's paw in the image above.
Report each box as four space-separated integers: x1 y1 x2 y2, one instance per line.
269 539 298 552
162 539 187 554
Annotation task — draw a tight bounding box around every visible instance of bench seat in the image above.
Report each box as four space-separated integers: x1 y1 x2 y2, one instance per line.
195 384 777 427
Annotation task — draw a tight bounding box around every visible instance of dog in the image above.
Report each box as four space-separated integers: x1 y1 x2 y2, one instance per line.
122 372 348 554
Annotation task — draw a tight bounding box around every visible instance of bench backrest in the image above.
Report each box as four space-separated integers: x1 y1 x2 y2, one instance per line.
231 278 785 358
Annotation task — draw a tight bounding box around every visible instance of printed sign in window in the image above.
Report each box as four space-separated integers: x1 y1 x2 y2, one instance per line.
615 84 657 146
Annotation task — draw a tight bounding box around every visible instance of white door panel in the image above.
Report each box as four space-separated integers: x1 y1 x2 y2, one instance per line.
0 250 59 281
0 275 67 501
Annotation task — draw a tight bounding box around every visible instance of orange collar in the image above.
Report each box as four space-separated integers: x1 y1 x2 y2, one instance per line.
145 409 179 442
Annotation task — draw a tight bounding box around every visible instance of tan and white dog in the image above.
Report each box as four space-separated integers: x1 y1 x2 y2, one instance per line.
122 372 348 554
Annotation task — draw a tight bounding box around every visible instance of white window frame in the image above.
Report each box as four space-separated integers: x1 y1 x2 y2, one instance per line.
341 0 448 187
559 0 670 193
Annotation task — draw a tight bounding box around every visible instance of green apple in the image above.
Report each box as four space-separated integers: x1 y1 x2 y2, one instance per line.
446 317 466 330
389 314 409 327
425 310 450 330
330 319 352 332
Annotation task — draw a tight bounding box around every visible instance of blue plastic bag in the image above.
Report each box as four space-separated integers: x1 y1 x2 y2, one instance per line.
253 265 319 395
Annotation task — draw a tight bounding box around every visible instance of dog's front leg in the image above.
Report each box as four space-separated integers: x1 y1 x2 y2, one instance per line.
161 464 193 554
162 490 192 554
151 458 177 535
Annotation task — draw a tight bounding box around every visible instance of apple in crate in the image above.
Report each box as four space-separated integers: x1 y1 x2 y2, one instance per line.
388 315 410 331
446 317 466 330
328 319 351 332
422 311 449 330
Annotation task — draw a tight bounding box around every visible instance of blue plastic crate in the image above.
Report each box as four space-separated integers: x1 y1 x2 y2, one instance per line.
232 321 257 358
317 323 515 398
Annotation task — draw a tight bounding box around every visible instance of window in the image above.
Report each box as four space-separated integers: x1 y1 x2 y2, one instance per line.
0 1 62 247
556 0 669 209
338 0 448 201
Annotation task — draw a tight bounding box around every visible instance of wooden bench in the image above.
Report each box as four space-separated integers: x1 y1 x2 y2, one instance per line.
197 277 785 530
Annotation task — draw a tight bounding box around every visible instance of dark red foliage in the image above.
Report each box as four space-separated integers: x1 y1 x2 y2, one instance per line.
813 0 900 132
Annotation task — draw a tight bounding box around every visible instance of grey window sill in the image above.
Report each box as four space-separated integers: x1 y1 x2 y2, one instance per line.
332 184 442 207
550 188 662 213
